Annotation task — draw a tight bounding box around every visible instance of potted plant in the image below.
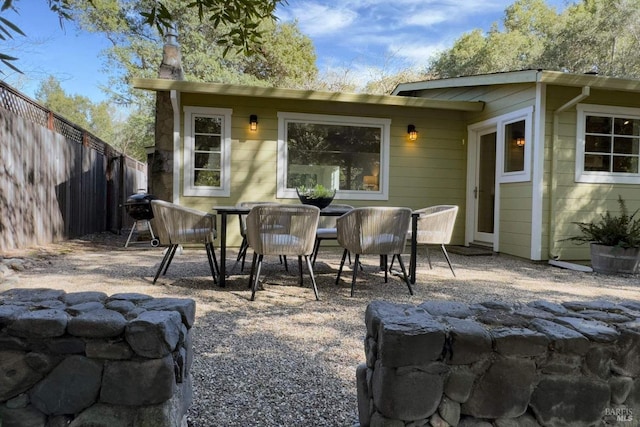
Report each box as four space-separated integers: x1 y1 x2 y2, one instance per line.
564 195 640 274
296 184 336 210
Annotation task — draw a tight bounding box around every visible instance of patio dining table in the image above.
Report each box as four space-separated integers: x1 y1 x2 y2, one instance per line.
213 205 420 287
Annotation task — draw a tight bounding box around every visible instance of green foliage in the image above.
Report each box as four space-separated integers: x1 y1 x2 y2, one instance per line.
142 0 285 56
1 0 72 73
296 184 335 199
0 0 25 73
565 196 640 248
429 0 640 80
0 0 293 83
35 76 118 142
51 0 315 161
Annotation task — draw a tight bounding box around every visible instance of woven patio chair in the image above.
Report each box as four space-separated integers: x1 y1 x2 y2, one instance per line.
246 204 321 301
392 205 458 276
150 200 218 284
311 204 354 266
336 207 413 297
233 201 284 273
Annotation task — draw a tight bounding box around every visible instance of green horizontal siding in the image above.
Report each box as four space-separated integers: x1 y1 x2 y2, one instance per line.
179 92 469 246
499 183 533 259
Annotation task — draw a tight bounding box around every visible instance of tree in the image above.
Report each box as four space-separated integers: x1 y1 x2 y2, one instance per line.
58 0 316 160
430 0 561 78
35 76 118 141
541 0 640 77
0 0 285 74
428 0 640 80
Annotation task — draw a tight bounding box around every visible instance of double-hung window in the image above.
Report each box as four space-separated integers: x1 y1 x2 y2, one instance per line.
183 107 232 197
576 104 640 184
277 112 390 200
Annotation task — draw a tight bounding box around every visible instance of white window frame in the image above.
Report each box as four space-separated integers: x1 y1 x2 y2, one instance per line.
576 104 640 184
276 112 390 200
496 106 533 183
183 106 232 197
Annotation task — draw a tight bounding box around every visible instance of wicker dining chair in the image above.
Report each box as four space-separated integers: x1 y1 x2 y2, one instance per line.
233 201 283 273
392 205 459 276
246 204 321 301
311 204 354 265
336 207 413 297
150 200 218 284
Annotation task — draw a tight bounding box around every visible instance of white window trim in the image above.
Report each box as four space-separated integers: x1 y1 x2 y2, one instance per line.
183 106 232 197
276 112 391 200
576 104 640 184
496 106 533 183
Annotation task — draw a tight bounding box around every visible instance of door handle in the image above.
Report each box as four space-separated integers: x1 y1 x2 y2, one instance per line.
474 186 478 199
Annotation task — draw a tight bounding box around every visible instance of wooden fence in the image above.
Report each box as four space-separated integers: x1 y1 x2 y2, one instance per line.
0 80 147 251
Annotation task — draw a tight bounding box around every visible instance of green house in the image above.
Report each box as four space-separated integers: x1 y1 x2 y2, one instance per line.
134 69 640 262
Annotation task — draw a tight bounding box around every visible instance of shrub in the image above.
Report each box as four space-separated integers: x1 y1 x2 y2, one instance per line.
296 184 335 199
565 196 640 248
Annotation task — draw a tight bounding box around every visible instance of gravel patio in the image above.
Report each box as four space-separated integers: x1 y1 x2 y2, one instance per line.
1 232 639 426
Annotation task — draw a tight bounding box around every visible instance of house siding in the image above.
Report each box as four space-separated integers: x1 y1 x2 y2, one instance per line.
499 183 533 259
175 92 468 246
545 86 640 261
414 84 538 258
418 83 536 123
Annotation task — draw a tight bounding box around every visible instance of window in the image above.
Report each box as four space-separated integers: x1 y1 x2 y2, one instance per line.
576 104 640 184
494 107 533 183
504 120 526 173
277 112 390 200
183 107 232 197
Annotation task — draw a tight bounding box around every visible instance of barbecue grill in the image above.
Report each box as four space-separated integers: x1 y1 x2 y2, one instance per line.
124 192 159 247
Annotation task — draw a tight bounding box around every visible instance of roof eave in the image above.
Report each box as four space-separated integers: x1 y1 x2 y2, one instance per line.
132 78 484 112
392 70 541 95
539 71 640 92
392 70 640 94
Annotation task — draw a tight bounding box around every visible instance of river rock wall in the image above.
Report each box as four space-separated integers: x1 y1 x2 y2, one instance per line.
0 288 194 427
357 299 640 427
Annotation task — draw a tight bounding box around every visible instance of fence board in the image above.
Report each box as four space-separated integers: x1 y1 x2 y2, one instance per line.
0 81 146 251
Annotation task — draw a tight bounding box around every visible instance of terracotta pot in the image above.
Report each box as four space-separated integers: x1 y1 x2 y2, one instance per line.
590 243 640 274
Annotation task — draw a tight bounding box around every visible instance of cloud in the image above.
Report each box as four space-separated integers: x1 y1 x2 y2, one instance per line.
390 41 448 67
404 11 449 27
279 3 358 37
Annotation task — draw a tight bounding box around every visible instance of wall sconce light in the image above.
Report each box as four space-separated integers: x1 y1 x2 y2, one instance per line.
249 115 258 131
515 137 525 147
407 124 417 141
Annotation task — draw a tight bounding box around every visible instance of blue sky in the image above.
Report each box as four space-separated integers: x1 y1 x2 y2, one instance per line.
3 0 570 103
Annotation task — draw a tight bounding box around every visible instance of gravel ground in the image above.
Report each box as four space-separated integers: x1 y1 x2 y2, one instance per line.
2 232 640 426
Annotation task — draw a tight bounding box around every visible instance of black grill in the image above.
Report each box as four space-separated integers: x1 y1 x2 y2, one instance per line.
124 193 157 221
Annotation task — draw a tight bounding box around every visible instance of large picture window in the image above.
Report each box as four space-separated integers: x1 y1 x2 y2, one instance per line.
183 107 232 197
576 104 640 184
277 112 390 200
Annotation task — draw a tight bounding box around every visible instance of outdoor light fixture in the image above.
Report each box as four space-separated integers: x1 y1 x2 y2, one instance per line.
407 124 417 141
516 137 525 147
249 115 258 131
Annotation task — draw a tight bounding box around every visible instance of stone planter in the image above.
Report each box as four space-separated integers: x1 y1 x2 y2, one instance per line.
590 243 640 274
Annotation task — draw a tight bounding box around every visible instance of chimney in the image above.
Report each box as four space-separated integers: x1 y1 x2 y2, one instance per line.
158 22 184 80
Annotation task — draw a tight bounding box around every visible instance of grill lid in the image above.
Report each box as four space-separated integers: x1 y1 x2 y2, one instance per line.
125 193 157 220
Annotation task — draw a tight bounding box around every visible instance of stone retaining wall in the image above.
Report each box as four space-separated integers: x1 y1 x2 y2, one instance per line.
0 288 195 427
357 299 640 427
